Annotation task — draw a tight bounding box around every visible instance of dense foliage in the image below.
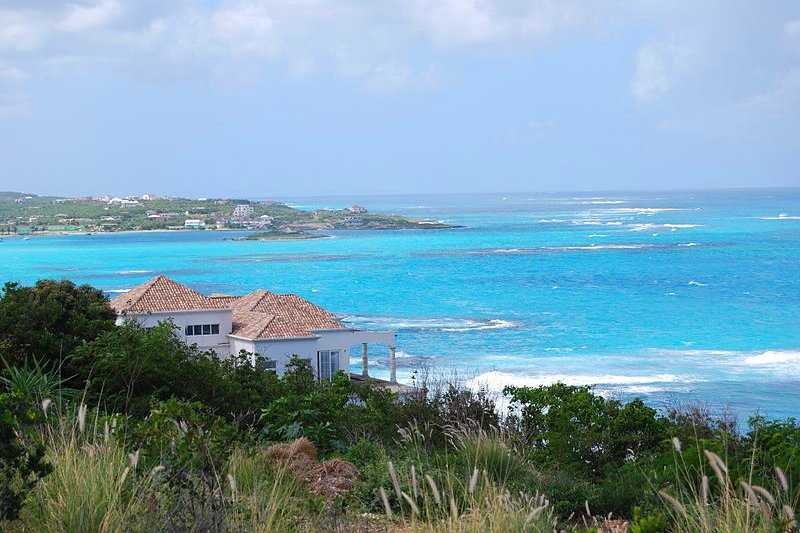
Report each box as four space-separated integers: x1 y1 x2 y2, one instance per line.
0 280 116 369
0 278 798 531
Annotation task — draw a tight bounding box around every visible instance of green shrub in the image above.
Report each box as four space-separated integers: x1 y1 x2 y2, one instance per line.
0 392 52 523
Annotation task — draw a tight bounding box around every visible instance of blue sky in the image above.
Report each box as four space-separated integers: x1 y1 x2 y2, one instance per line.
1 1 799 197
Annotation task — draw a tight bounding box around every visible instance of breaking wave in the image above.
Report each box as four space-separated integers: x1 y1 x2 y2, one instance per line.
761 214 800 220
342 315 520 333
466 371 694 393
628 223 702 231
744 351 800 365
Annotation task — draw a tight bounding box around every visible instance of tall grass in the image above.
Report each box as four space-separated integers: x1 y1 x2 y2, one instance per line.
379 461 555 532
224 449 305 533
659 440 798 533
10 404 162 533
445 422 533 486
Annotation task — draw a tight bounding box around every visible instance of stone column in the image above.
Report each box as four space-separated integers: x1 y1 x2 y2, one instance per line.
361 343 369 378
389 345 397 383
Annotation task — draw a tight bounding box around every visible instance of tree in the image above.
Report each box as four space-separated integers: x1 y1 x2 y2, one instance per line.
0 280 116 370
504 383 667 477
0 392 52 522
69 321 206 415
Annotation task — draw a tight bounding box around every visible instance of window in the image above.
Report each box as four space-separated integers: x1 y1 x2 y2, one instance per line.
258 359 277 373
183 324 221 337
317 350 340 382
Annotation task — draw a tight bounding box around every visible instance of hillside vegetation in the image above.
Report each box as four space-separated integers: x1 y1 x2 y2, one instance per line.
0 279 798 532
0 192 455 234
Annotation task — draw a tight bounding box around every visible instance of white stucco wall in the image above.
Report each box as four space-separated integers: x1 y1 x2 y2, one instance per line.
229 329 396 378
118 309 233 356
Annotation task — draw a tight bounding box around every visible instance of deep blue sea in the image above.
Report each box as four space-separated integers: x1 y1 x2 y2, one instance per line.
2 189 799 420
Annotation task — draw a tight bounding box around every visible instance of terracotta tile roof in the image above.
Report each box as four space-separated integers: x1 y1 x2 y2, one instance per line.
112 276 348 340
109 275 226 313
229 289 346 339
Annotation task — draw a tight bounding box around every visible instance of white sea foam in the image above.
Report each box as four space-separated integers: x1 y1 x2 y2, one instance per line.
744 351 800 365
106 289 130 293
490 248 524 253
118 270 152 274
544 244 651 251
628 223 701 232
600 207 687 215
466 371 689 393
342 315 518 332
687 281 707 286
587 234 608 238
441 319 518 332
761 214 800 220
582 200 627 204
678 242 702 247
571 220 624 226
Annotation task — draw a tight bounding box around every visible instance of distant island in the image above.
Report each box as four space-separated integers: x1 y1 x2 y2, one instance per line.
0 192 458 236
227 231 326 241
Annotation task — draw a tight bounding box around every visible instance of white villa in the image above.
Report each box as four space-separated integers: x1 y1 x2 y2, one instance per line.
109 276 398 383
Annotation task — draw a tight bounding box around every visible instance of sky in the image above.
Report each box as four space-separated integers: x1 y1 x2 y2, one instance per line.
0 0 799 198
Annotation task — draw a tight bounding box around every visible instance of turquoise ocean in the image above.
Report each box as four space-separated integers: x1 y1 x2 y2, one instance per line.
2 189 799 419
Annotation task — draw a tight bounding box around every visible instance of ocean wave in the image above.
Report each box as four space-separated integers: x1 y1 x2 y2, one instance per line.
687 281 707 286
545 244 651 251
628 223 702 231
598 207 687 215
441 319 518 332
416 242 713 258
342 315 520 333
761 214 800 220
570 220 624 226
106 289 130 293
465 370 692 393
583 200 627 204
744 351 800 365
117 270 152 274
646 348 800 373
586 234 608 238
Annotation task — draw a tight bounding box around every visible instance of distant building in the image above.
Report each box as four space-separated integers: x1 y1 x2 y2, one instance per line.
347 205 368 214
233 204 254 219
141 194 158 201
344 216 363 227
108 198 140 207
184 219 205 229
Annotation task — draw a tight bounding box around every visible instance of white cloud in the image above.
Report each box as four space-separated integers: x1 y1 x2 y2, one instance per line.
0 9 49 52
631 40 693 103
739 69 800 118
410 0 498 47
211 2 276 56
60 0 123 32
